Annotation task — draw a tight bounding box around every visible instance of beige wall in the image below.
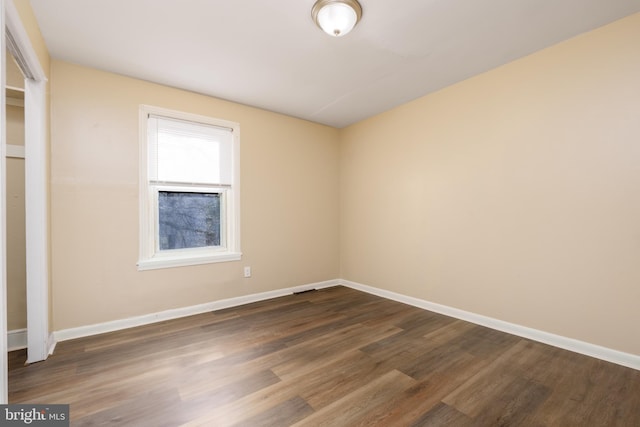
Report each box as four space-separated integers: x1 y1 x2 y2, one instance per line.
6 104 26 331
6 103 24 146
340 13 640 356
50 61 340 330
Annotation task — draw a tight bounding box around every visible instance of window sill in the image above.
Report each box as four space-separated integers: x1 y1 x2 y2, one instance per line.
137 251 242 271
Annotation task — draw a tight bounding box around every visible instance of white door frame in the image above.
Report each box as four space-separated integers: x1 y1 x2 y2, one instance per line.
23 79 49 363
0 0 8 405
1 0 49 402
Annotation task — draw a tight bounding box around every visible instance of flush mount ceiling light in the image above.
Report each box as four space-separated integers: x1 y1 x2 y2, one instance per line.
312 0 363 37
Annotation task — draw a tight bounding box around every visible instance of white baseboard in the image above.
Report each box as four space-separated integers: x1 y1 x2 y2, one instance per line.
48 333 56 356
8 329 27 351
53 279 339 343
50 277 639 372
339 279 640 371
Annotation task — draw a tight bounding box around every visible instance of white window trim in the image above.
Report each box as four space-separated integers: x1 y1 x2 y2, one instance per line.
137 105 241 270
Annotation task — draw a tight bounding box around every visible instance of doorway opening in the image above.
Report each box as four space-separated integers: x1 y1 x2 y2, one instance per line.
1 0 50 403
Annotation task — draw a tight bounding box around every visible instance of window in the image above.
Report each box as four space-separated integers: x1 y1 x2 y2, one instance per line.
138 106 240 270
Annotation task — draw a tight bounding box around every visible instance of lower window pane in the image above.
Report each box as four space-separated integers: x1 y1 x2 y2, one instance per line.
158 191 221 250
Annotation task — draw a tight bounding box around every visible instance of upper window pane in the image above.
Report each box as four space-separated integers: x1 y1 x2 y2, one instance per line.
149 116 233 185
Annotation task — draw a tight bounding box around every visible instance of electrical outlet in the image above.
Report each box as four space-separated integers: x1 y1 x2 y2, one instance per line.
243 266 252 278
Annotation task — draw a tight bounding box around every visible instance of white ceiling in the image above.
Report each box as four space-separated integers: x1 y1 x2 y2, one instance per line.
30 0 640 128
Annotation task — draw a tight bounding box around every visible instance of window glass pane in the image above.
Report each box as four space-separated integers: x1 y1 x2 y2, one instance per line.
158 191 221 250
149 116 233 185
157 133 222 184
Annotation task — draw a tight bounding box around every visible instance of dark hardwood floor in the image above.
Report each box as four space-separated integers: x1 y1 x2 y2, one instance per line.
9 286 640 426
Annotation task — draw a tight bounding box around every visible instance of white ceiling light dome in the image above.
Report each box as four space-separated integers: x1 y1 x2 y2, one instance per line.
312 0 363 37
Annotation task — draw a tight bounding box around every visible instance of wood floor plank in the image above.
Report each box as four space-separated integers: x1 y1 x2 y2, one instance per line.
409 402 474 427
8 286 640 426
346 375 467 427
231 396 314 427
181 374 302 426
469 376 551 426
180 369 281 412
296 350 392 410
441 339 532 416
290 369 416 427
270 323 402 381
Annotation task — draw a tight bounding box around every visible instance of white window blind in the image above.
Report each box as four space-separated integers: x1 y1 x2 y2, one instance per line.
148 115 234 186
